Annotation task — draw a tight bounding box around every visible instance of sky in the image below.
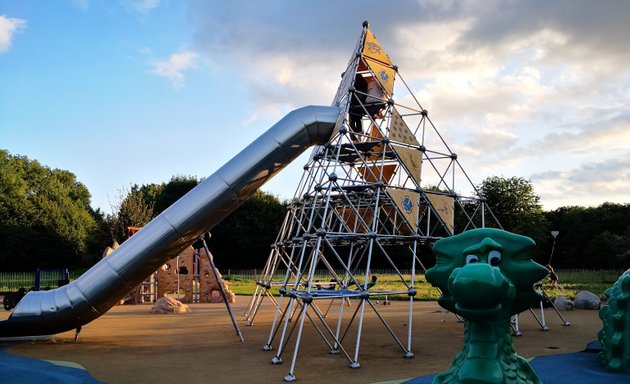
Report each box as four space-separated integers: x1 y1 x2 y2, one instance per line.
1 0 629 213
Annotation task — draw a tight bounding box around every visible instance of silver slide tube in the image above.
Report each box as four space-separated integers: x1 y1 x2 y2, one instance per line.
0 105 340 337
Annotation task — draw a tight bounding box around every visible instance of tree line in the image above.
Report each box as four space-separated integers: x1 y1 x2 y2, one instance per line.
1 150 628 271
473 176 630 269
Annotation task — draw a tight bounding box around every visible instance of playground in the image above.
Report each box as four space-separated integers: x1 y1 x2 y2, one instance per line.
0 298 605 384
1 21 629 384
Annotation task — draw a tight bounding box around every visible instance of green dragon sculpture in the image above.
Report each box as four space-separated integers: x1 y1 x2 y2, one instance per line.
425 228 548 384
598 268 630 372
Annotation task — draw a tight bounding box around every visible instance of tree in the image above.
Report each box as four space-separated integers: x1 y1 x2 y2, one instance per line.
545 203 630 268
109 176 286 268
141 175 200 215
208 190 287 268
585 231 630 269
476 176 550 260
108 185 155 242
106 175 200 242
0 150 102 270
107 175 200 242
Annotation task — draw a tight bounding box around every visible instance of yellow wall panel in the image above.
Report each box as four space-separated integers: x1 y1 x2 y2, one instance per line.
425 193 455 234
389 107 419 146
392 145 422 185
363 28 392 66
386 188 419 231
366 58 395 96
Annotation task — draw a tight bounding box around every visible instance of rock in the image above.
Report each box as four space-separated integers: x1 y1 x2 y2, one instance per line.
210 290 222 302
574 290 601 310
150 296 191 314
551 295 574 310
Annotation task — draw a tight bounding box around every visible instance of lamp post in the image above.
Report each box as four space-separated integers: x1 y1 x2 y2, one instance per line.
549 230 559 264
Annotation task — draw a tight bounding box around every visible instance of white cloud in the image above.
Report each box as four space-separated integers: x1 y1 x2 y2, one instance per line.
184 0 630 208
532 153 630 209
0 15 26 53
151 50 199 88
122 0 161 18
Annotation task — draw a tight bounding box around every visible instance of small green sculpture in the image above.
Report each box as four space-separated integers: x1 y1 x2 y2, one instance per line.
598 268 630 372
425 228 548 384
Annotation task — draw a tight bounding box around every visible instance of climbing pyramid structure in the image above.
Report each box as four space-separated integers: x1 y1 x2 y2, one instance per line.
244 22 501 381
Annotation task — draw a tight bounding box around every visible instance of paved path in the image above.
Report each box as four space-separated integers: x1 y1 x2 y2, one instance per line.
0 298 601 384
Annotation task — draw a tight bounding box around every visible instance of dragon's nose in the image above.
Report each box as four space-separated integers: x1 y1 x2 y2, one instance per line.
448 263 509 310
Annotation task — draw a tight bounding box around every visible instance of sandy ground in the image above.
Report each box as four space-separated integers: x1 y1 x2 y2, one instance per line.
0 297 601 384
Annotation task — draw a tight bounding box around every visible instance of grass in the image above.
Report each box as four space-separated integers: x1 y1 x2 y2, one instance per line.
222 273 612 301
1 269 618 301
224 273 443 301
541 282 610 301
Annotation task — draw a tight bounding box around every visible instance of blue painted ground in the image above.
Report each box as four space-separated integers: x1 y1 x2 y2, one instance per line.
0 347 101 384
2 341 629 384
401 343 630 384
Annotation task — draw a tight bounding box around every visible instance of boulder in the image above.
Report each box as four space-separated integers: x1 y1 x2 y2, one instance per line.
574 290 601 310
551 295 574 310
210 290 222 302
150 296 191 314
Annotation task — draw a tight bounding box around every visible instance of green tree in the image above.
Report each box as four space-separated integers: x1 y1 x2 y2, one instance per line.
585 231 630 269
208 190 287 268
109 185 155 242
110 176 286 268
108 175 200 243
546 203 630 268
476 176 549 260
86 207 114 265
143 175 200 215
0 150 102 270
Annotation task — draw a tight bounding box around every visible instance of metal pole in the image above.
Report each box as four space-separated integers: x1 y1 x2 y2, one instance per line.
406 239 417 357
176 256 180 301
200 234 244 342
512 314 522 336
538 300 548 331
548 231 559 264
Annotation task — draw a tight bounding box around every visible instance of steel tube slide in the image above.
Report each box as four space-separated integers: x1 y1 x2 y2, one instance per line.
0 105 341 337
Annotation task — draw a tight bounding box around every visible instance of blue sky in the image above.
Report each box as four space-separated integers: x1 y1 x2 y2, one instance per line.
2 0 629 213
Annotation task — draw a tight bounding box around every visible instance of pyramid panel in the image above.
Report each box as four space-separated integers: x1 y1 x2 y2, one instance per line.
362 27 393 66
386 188 420 231
425 193 455 234
389 107 419 146
365 58 395 97
392 144 422 185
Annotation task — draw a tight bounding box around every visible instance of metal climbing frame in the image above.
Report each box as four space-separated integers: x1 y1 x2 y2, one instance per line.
244 22 501 381
512 283 571 336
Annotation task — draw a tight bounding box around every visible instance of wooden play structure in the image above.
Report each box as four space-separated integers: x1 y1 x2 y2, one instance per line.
156 245 236 304
104 227 236 305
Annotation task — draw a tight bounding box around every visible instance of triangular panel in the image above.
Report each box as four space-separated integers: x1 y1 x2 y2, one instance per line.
426 192 455 234
392 144 422 185
386 188 420 231
362 27 393 66
389 107 419 146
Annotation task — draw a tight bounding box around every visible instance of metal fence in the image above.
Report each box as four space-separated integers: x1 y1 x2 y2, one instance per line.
0 269 76 293
1 268 624 293
555 269 625 284
223 268 625 284
222 268 414 280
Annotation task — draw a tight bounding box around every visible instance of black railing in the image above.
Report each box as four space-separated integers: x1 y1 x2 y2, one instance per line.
0 269 75 293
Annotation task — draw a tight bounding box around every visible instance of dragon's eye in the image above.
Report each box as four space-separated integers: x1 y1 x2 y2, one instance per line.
488 250 501 266
466 254 479 264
